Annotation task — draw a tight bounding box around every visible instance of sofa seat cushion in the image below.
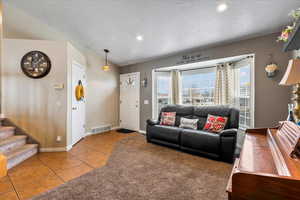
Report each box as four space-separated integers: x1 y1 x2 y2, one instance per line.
147 125 182 144
181 129 220 154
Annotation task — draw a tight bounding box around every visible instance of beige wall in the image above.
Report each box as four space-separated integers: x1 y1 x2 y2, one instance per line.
121 33 292 130
0 1 3 112
85 49 119 130
2 2 120 148
2 39 68 148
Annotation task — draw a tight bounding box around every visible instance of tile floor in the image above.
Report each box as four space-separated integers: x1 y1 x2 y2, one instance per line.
0 130 136 200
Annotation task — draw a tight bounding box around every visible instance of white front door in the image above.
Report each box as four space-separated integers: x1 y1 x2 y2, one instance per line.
120 72 140 131
71 63 86 145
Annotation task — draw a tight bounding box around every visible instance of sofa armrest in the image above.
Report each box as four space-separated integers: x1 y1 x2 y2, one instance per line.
219 128 237 163
219 128 237 137
147 119 159 126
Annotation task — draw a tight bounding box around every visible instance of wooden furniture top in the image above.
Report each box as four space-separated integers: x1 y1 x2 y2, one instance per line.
238 121 300 179
226 121 300 200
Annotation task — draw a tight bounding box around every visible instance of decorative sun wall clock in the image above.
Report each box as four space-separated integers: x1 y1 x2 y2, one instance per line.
21 51 51 79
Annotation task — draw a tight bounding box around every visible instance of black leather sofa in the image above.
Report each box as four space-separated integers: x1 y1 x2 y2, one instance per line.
146 105 239 163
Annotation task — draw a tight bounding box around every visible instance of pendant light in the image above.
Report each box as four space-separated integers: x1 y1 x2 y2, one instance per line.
102 49 110 71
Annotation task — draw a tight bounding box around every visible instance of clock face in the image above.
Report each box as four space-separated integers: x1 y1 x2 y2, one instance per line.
21 51 51 79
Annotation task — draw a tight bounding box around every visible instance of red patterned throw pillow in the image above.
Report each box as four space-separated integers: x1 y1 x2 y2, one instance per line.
203 114 228 133
160 112 176 126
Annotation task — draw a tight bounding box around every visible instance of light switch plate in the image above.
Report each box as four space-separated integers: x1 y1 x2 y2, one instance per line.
53 84 64 90
144 100 149 105
56 136 62 142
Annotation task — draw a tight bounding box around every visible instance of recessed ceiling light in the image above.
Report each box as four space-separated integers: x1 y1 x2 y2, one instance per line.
136 35 144 41
217 1 228 12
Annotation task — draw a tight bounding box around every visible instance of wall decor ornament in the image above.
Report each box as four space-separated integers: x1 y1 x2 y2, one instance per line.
265 63 278 78
126 77 135 86
20 51 51 79
277 7 300 42
265 54 279 78
176 53 210 65
75 80 84 101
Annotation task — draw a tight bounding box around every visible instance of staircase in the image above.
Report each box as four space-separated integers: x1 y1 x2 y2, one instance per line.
0 119 38 169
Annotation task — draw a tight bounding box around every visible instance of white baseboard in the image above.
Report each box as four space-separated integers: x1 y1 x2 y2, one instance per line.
40 145 73 152
111 126 120 130
66 144 73 151
85 131 93 137
85 125 120 137
85 126 120 137
139 130 146 135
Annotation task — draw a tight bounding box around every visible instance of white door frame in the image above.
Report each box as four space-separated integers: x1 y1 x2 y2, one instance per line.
119 72 140 131
71 61 86 146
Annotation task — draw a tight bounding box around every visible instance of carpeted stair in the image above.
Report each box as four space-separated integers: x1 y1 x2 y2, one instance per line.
0 118 38 169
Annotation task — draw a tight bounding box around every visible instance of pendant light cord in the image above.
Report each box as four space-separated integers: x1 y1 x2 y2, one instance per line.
104 49 109 66
106 52 108 65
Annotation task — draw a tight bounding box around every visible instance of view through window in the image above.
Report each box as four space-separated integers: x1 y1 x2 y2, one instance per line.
234 64 251 129
155 72 171 117
181 68 216 106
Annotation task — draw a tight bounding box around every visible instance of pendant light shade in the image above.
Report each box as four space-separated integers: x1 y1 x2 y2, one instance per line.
102 49 110 71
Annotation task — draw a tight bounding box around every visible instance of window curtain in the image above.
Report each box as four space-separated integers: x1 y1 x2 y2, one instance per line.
171 70 182 104
214 63 234 105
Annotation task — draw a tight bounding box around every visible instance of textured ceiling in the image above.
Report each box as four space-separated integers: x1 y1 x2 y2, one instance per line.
5 0 300 66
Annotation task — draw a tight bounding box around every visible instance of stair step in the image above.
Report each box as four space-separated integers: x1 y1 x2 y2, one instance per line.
0 127 15 140
4 144 38 169
0 135 27 154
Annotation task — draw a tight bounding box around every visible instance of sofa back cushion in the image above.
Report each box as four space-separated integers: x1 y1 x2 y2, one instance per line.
179 117 199 130
160 112 176 126
203 114 228 133
194 105 239 129
159 105 194 127
159 105 239 129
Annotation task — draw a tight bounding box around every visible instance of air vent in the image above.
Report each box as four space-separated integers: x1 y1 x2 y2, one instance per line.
90 125 112 134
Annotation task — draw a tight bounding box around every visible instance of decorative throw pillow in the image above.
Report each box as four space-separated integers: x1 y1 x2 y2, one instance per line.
160 112 176 126
203 114 228 133
179 117 199 130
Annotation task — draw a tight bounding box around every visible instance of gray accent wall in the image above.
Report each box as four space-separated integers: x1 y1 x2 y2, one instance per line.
120 33 292 131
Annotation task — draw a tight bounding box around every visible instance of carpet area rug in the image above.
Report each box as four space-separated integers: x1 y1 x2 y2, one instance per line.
32 135 233 200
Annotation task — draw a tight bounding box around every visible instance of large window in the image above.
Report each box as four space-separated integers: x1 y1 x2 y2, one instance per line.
233 62 252 129
181 68 216 106
152 56 254 129
153 72 171 118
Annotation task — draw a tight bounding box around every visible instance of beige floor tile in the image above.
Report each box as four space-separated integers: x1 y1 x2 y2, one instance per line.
78 153 108 168
0 191 19 200
68 142 88 155
9 165 56 184
17 186 50 200
0 176 14 195
71 148 107 158
13 173 63 192
37 152 73 161
41 157 83 171
55 163 93 182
